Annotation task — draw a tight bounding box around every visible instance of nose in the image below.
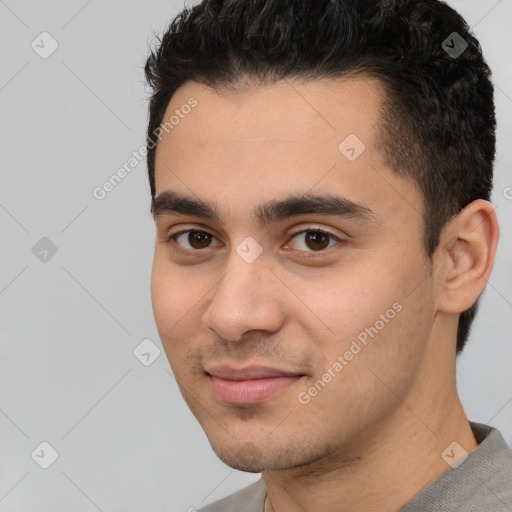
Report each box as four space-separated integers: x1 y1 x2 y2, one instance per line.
202 254 286 342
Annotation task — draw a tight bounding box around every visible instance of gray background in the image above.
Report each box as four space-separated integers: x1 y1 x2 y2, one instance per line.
0 1 511 510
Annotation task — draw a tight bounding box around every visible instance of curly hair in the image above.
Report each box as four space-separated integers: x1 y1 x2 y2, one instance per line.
144 0 496 354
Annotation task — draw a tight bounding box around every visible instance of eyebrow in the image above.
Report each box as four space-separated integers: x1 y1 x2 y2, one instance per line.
151 190 375 227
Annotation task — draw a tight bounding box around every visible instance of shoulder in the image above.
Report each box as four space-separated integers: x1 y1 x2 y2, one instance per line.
460 422 512 510
198 478 266 512
400 422 512 511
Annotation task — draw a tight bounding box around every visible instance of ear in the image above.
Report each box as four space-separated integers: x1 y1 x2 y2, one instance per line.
436 199 500 315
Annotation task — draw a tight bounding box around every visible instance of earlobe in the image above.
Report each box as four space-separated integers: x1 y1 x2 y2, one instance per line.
437 200 500 315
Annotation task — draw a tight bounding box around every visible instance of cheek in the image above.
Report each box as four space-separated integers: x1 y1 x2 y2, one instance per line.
150 261 203 382
300 268 398 336
150 255 204 340
308 250 432 356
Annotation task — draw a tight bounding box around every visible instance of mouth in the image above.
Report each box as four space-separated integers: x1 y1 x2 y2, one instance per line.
205 365 306 406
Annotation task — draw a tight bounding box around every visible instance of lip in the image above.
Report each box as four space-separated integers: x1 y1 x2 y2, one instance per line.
206 365 305 405
206 365 302 380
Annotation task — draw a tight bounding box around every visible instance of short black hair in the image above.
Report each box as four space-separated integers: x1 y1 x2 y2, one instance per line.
144 0 496 354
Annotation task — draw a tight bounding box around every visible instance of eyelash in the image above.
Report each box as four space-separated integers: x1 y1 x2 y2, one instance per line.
164 227 342 256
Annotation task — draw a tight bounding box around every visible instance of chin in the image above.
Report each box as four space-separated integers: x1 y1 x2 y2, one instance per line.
210 440 267 472
209 435 326 473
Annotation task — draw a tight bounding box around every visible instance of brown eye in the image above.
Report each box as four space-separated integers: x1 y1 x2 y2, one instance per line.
305 230 330 251
168 230 221 250
287 229 340 252
188 230 212 249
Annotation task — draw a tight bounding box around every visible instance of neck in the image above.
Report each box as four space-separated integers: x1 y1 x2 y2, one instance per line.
262 354 477 512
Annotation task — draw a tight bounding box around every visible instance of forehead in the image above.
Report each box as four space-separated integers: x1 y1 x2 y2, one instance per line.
153 76 421 227
155 76 384 168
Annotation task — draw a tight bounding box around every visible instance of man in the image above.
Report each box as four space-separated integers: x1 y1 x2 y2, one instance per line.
144 0 512 510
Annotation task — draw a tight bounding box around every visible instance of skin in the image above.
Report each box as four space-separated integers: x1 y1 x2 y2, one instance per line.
150 76 499 512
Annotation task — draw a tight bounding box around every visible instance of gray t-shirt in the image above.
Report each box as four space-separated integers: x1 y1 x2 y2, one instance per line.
199 422 512 511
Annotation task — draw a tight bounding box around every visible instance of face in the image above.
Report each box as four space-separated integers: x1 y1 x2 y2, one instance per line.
151 77 438 472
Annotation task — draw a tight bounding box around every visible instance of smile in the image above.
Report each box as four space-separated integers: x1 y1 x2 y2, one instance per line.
205 365 305 406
